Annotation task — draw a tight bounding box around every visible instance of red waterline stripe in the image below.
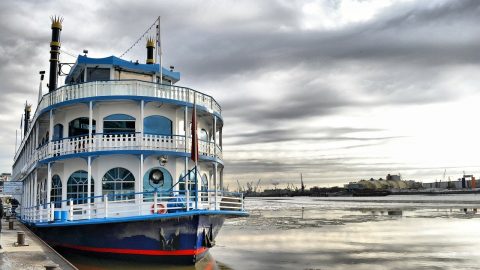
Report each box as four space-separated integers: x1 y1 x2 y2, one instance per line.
58 243 208 256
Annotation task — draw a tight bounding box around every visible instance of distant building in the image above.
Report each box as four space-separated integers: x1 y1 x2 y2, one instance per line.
422 175 477 190
345 174 422 191
0 173 11 182
0 172 11 193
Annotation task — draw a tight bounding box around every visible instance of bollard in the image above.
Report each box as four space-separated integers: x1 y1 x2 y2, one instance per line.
44 265 59 270
17 231 25 246
8 221 14 230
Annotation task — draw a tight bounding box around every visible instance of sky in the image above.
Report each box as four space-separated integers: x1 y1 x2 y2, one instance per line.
1 0 480 190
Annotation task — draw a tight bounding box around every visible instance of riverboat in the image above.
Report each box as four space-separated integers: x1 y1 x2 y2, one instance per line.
12 16 247 264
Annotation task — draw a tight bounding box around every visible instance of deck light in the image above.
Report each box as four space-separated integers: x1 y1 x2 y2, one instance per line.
159 155 168 166
149 169 164 186
83 49 88 56
39 71 45 81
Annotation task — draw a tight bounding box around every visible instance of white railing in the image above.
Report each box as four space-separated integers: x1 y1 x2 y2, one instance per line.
14 80 222 164
38 80 221 120
17 133 221 178
22 190 245 224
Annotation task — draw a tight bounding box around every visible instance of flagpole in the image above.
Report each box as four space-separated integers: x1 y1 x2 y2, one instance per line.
194 95 198 210
190 94 199 210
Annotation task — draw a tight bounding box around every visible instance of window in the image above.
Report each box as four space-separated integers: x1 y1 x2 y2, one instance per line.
178 170 198 192
103 114 136 134
69 117 96 137
51 175 62 208
200 129 208 142
87 67 110 82
201 174 208 202
53 124 63 141
144 115 172 135
67 170 94 205
143 167 173 193
37 179 46 205
102 167 135 200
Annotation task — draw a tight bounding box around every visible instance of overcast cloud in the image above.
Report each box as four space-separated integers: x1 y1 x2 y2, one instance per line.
1 0 480 189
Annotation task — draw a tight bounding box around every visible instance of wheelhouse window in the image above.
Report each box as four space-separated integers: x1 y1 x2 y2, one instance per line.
103 114 136 134
144 115 172 135
67 170 94 205
102 167 135 200
87 67 110 82
69 117 96 137
51 175 62 208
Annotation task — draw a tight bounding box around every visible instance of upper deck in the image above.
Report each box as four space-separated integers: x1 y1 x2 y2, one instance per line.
13 55 223 180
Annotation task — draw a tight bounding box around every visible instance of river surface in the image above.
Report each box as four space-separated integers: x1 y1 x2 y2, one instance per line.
63 195 480 270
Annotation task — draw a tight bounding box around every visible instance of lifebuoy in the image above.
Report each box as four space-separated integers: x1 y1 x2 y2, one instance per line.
151 203 167 214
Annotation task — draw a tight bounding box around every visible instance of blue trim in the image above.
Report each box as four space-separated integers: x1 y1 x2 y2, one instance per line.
104 114 136 121
67 55 180 82
26 210 248 227
38 150 224 165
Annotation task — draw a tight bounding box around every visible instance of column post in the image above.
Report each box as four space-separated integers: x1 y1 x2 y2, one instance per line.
49 110 54 141
139 154 144 204
89 101 93 151
47 162 52 204
213 115 218 210
87 156 92 219
140 100 144 149
33 170 38 207
140 100 144 136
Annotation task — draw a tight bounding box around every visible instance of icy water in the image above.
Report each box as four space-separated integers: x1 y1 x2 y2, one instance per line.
63 195 480 270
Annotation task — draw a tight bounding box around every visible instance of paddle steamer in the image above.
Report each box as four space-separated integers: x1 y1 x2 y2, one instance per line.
12 16 247 263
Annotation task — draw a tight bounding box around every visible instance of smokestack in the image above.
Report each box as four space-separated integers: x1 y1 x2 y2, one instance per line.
24 103 31 136
49 16 63 92
146 38 155 64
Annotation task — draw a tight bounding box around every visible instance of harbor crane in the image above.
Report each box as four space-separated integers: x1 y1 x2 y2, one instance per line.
254 179 261 193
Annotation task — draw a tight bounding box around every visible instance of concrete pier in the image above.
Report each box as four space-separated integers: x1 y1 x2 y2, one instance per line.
0 218 77 270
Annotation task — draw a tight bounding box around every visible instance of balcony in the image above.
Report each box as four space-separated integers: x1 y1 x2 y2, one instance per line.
14 80 222 163
16 133 222 178
36 80 221 118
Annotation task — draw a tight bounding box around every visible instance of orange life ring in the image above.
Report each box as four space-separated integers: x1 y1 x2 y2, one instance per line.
151 203 167 214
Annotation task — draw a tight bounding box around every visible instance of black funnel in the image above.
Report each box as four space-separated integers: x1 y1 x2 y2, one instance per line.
49 16 63 92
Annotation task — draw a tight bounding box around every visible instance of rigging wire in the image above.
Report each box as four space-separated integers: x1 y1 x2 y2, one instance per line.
119 18 159 58
60 49 77 58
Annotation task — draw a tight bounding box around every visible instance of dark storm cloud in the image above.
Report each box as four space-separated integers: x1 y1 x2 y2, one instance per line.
224 126 400 145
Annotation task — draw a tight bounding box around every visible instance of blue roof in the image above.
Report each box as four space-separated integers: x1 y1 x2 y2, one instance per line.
67 55 180 82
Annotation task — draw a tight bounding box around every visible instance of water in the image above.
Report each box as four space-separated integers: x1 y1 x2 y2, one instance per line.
62 195 480 270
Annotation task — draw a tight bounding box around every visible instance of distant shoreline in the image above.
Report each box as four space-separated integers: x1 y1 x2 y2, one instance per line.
244 189 480 198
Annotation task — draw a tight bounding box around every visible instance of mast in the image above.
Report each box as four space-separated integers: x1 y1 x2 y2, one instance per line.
156 16 162 84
